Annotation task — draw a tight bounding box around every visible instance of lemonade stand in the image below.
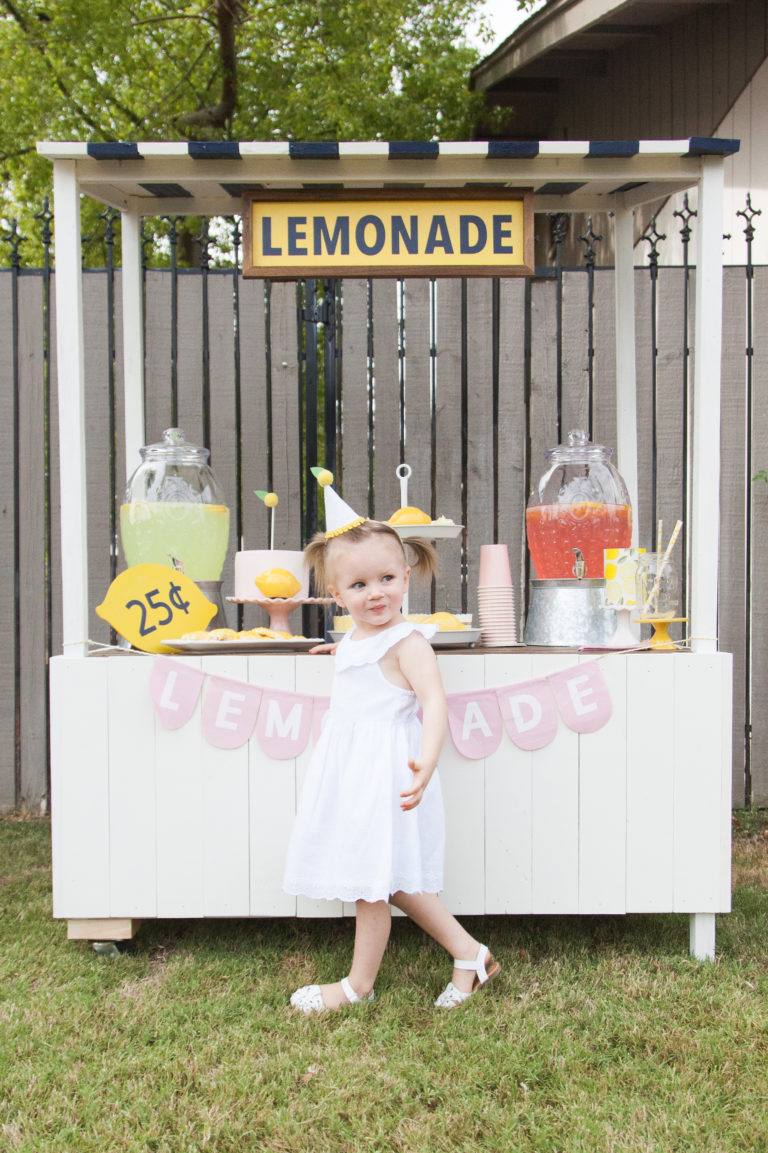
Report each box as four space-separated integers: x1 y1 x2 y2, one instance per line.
40 139 735 959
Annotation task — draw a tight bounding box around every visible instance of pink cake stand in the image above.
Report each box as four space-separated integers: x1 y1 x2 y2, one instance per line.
226 595 334 634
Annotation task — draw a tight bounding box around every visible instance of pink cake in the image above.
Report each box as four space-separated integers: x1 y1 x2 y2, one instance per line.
234 549 309 600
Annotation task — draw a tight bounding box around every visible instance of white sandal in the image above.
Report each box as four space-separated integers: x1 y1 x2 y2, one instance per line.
434 944 501 1009
290 975 374 1014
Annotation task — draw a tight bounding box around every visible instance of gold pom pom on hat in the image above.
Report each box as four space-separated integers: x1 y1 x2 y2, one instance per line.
311 466 366 538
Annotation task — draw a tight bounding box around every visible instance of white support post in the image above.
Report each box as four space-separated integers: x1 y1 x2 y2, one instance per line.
613 206 639 545
52 160 88 657
121 207 145 476
689 913 716 961
691 158 725 654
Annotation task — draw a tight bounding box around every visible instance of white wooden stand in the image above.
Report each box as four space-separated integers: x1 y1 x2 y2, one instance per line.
50 649 732 958
39 139 738 961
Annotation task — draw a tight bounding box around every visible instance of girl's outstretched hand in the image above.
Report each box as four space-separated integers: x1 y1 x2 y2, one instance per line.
308 642 338 655
400 758 432 810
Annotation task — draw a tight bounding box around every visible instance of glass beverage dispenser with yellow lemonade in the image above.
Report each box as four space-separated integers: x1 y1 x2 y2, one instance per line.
120 428 230 623
524 429 632 646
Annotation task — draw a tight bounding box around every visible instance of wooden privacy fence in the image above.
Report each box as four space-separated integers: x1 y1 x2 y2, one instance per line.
1 259 766 812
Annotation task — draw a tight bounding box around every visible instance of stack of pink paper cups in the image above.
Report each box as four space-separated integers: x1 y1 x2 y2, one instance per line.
477 543 518 646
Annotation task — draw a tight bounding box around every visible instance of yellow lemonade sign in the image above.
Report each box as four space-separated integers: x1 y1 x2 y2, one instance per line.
243 190 534 278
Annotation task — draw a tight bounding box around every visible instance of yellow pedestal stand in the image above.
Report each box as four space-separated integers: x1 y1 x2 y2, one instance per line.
635 616 688 651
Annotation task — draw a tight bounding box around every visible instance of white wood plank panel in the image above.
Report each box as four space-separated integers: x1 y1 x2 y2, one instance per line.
625 654 675 911
530 653 580 913
200 653 251 915
750 267 768 804
484 653 533 914
267 282 301 550
437 651 485 913
107 655 157 916
578 654 627 914
143 270 173 443
154 654 205 917
50 657 111 917
670 19 687 147
697 6 715 134
718 652 735 909
294 654 351 914
370 279 401 523
727 0 748 118
465 279 495 612
745 0 768 80
0 274 14 808
18 276 48 806
434 279 465 615
746 49 768 212
339 279 370 523
672 653 732 912
497 279 527 609
710 5 729 135
250 654 302 916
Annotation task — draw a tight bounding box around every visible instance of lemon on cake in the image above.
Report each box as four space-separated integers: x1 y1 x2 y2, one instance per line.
253 568 302 598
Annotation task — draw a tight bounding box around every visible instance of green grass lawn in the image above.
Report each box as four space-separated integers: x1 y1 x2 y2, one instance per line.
1 812 767 1153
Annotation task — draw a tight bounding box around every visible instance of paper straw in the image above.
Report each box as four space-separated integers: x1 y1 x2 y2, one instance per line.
644 519 683 613
656 520 663 577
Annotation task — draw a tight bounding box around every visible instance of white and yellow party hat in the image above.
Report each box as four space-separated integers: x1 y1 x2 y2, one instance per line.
311 467 366 538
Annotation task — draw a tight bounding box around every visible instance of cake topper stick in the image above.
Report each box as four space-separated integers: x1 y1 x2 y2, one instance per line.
396 463 412 509
254 490 279 550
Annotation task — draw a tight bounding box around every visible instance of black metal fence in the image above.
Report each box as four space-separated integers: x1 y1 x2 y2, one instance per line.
1 195 766 811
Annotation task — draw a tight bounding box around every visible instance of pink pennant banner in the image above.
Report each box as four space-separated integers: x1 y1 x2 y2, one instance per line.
148 654 615 758
256 688 315 759
547 660 612 733
497 678 558 751
201 676 263 749
447 690 503 760
312 696 331 745
149 658 204 730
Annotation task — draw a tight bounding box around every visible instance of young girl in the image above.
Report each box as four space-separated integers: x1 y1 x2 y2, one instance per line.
283 514 500 1012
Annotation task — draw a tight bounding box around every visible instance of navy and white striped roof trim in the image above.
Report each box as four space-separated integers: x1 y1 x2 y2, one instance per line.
82 138 741 162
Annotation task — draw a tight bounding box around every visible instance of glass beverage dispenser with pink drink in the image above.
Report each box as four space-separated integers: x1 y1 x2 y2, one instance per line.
524 429 632 646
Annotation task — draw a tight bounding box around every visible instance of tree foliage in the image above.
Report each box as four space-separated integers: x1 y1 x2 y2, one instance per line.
0 0 522 261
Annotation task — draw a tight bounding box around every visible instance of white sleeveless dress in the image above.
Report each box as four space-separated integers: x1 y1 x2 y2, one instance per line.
283 621 445 904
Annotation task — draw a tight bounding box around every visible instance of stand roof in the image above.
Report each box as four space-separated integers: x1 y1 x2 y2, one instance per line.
36 138 739 216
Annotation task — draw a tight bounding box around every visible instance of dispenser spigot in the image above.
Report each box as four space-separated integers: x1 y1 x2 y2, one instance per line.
572 548 586 579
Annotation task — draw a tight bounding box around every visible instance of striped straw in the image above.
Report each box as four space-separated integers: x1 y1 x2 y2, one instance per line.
644 519 683 614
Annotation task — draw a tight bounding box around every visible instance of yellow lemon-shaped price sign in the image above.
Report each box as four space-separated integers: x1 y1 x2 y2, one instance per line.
96 564 217 653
